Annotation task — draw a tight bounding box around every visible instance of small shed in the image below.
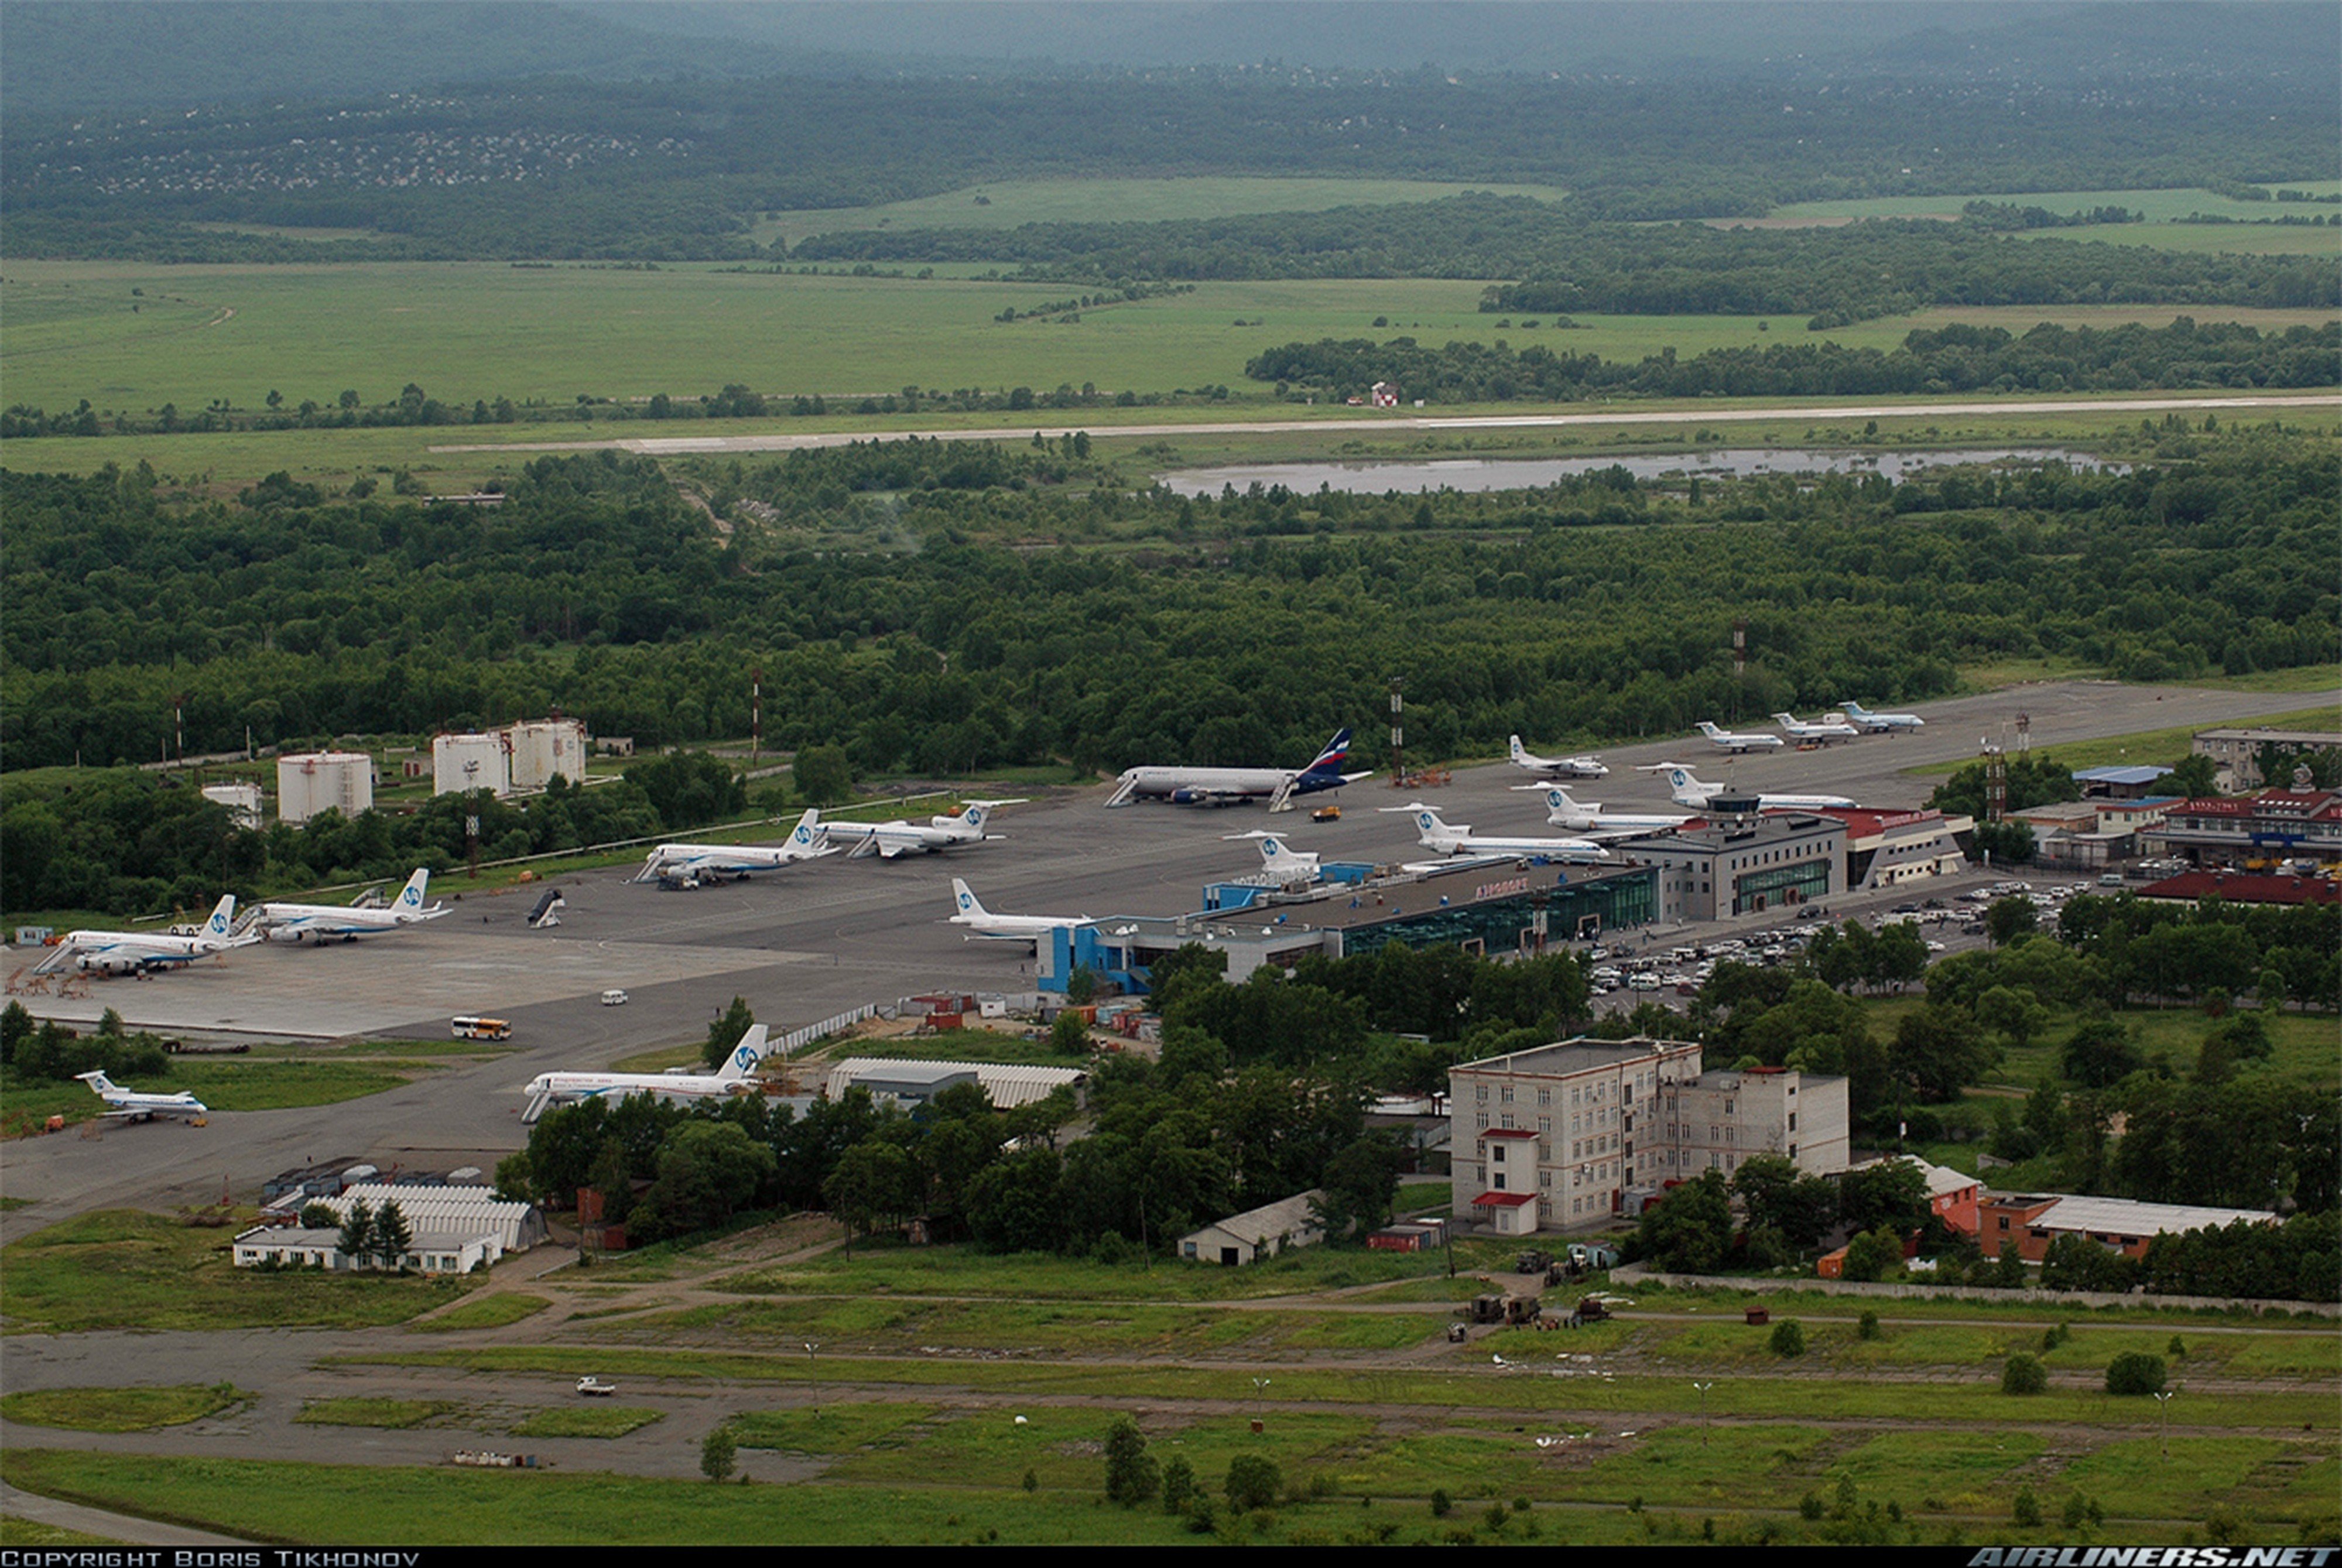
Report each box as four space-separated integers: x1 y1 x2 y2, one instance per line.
1179 1190 1326 1266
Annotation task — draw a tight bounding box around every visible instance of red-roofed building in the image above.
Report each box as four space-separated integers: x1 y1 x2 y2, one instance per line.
2139 791 2342 867
2137 870 2341 908
1813 806 1974 889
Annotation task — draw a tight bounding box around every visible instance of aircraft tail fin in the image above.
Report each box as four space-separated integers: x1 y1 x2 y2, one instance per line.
787 809 826 855
1509 735 1529 765
720 1024 771 1081
396 869 430 912
952 878 988 919
76 1070 117 1095
203 895 238 939
1300 728 1353 775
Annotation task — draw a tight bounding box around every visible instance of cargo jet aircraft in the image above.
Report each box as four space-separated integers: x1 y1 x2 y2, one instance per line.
1104 729 1371 811
1642 764 1856 813
1383 804 1612 862
821 800 1019 859
32 896 256 975
635 811 833 883
949 879 1088 945
1840 700 1926 734
76 1070 208 1123
521 1026 772 1123
1695 721 1786 754
1507 736 1609 779
254 869 448 941
1773 711 1861 745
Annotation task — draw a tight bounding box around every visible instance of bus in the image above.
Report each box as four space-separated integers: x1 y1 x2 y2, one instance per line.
451 1015 512 1041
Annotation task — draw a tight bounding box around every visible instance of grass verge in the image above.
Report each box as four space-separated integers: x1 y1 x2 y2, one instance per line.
0 1384 247 1433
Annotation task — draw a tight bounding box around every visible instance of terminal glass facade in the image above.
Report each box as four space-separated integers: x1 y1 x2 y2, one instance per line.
1340 869 1656 960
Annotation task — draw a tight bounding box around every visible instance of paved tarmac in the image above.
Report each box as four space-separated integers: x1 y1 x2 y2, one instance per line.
0 677 2325 1241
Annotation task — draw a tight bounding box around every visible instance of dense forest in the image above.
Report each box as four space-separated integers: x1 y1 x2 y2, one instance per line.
7 64 2334 262
4 419 2334 792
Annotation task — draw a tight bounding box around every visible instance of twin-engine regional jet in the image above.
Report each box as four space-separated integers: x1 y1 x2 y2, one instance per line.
1506 736 1610 779
1384 804 1612 863
822 800 1018 859
1773 710 1861 745
636 810 834 883
521 1026 773 1123
1105 729 1372 811
949 879 1089 944
1642 764 1856 813
1840 700 1926 734
76 1070 209 1123
32 896 256 976
254 868 448 941
1695 721 1786 754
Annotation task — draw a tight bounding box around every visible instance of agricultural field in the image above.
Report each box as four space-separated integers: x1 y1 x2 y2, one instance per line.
5 255 2332 436
752 176 1579 249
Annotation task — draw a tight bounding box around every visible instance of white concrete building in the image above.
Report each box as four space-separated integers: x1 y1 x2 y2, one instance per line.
1450 1037 1850 1236
1179 1190 1326 1265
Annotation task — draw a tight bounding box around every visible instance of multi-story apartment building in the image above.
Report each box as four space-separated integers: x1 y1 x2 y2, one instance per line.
1450 1036 1849 1236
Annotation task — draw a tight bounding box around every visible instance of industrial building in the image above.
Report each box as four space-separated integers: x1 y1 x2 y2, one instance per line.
821 1057 1088 1109
1448 1036 1848 1237
1979 1193 2276 1264
1179 1190 1326 1265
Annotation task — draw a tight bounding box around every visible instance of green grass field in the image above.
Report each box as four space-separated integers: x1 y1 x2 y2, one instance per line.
6 256 2330 441
509 1405 663 1439
1 1209 475 1333
1765 183 2341 225
295 1398 454 1429
0 1384 246 1432
752 176 1578 249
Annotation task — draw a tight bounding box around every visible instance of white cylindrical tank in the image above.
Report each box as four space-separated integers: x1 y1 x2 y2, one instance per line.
277 753 375 824
506 719 588 790
433 732 511 797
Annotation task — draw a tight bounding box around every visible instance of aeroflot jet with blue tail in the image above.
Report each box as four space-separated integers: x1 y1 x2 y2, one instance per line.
1105 729 1371 811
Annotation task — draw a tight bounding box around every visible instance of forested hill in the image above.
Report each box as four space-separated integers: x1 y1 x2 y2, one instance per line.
3 427 2333 780
9 66 2334 261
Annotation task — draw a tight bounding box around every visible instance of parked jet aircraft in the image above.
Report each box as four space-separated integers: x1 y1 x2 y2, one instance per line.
950 879 1088 944
1642 764 1857 813
822 800 1018 860
1104 729 1371 810
253 869 448 941
1840 700 1926 734
635 811 833 884
75 1070 208 1123
1506 735 1609 779
1522 786 1697 838
1382 804 1612 862
1224 830 1323 885
1773 711 1861 745
1695 721 1786 754
31 896 256 976
520 1026 772 1123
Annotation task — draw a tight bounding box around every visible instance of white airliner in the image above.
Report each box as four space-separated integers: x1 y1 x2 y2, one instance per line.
1382 804 1612 862
520 1026 772 1124
1105 729 1372 811
1507 735 1609 779
949 879 1088 944
1695 721 1786 754
254 869 448 942
75 1070 209 1123
1642 764 1856 813
1840 700 1926 734
1224 830 1322 885
31 896 256 976
1773 711 1861 745
821 800 1019 860
1521 785 1697 838
636 811 833 884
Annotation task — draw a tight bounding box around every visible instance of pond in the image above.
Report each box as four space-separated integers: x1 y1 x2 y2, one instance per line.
1153 447 2127 497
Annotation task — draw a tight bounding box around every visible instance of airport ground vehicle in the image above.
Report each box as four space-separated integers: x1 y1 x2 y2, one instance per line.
452 1015 512 1040
576 1377 616 1397
600 990 629 1006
